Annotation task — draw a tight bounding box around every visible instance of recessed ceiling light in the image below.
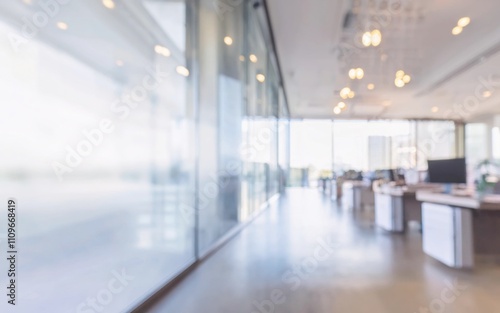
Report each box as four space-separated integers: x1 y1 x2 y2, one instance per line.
483 90 492 98
362 31 372 47
395 78 405 88
349 68 364 80
338 102 346 109
380 54 388 62
239 55 245 62
340 87 351 99
115 60 124 67
356 68 364 79
361 29 382 47
102 0 115 9
457 17 470 27
249 54 258 63
348 91 355 98
382 100 392 107
349 69 356 79
154 45 171 57
367 83 375 90
452 26 463 35
371 29 382 46
56 22 68 30
176 66 190 77
396 70 405 78
22 0 32 4
333 107 342 115
431 106 439 113
256 74 266 83
224 36 233 46
403 74 411 83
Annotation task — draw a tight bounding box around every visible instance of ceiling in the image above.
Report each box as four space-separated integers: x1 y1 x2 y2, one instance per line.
267 0 500 121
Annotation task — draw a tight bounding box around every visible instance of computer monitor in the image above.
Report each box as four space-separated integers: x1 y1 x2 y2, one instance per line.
427 158 467 184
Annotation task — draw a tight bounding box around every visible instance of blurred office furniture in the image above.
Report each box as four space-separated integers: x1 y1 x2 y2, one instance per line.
342 180 373 210
374 183 440 232
417 191 500 269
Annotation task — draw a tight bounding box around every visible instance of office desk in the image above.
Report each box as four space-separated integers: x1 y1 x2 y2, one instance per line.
416 191 500 269
374 185 439 232
342 181 373 210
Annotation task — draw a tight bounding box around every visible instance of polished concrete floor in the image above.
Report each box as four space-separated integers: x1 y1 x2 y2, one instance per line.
146 188 500 313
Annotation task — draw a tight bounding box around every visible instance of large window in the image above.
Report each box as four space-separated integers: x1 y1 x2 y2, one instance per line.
0 1 197 311
332 120 413 172
416 121 456 169
289 119 459 185
0 1 288 312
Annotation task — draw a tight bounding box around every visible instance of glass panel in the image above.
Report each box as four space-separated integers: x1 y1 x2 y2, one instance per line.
278 88 290 191
416 121 456 169
0 1 195 312
465 123 489 186
244 2 270 215
290 120 333 186
332 120 412 172
196 0 245 252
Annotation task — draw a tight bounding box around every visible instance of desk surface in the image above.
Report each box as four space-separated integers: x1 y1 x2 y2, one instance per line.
342 181 368 188
416 191 500 210
374 184 441 197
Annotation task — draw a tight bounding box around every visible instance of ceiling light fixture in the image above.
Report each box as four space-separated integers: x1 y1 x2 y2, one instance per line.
362 32 372 47
333 107 342 115
56 22 68 30
249 54 258 63
102 0 115 9
349 68 364 80
452 26 463 35
155 45 171 57
371 29 382 46
431 106 439 113
483 90 492 98
395 78 405 88
115 60 124 67
239 55 245 62
367 83 375 90
224 36 233 46
356 68 364 79
340 87 351 99
176 66 190 77
256 74 266 83
338 102 346 109
394 70 411 87
362 29 382 47
349 69 356 79
453 17 470 36
457 17 470 27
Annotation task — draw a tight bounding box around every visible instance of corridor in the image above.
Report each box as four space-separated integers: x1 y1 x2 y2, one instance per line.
146 188 500 313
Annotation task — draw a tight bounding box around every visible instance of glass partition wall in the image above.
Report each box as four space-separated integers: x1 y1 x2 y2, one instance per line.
0 1 289 312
